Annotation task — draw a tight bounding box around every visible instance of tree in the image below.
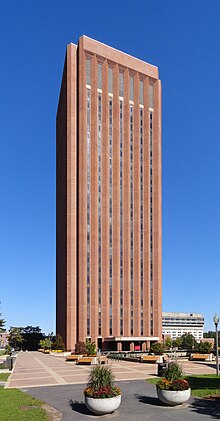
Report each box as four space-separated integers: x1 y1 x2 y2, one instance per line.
53 334 65 351
196 341 213 354
21 326 44 351
0 302 6 332
150 342 165 355
180 333 197 351
164 337 172 349
172 337 182 348
39 338 52 351
8 327 24 350
74 341 87 355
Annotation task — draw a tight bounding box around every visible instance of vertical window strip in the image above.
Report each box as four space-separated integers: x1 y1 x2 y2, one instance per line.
86 89 91 335
98 93 102 335
149 83 154 108
119 100 123 335
98 63 102 90
150 111 153 335
140 81 144 105
140 108 144 335
108 68 113 93
119 72 124 97
130 77 134 101
86 59 91 85
130 104 133 335
109 98 113 335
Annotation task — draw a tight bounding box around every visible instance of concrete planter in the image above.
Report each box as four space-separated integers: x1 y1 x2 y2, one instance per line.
157 388 191 406
85 395 121 415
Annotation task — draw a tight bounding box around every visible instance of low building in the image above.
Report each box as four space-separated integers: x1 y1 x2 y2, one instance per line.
162 312 204 341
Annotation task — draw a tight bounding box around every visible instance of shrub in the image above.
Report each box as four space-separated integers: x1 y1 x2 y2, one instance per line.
156 361 190 391
150 342 165 355
86 340 96 356
74 341 87 355
156 378 189 391
84 365 121 398
164 362 183 381
197 341 212 354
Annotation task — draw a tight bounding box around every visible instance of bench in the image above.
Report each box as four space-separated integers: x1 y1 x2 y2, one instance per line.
66 355 80 362
77 357 93 365
141 355 163 363
190 354 209 361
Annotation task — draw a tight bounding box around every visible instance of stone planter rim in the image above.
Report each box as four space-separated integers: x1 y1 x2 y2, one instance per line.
85 394 121 415
157 388 191 406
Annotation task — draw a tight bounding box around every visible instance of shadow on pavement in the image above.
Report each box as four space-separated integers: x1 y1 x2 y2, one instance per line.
69 399 91 415
190 397 220 419
135 394 163 406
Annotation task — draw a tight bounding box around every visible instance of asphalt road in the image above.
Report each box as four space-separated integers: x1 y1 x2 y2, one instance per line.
23 380 219 421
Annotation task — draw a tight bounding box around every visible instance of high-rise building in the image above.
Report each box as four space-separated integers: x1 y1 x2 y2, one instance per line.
56 36 162 352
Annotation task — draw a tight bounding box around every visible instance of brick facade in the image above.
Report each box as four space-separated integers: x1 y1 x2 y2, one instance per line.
56 36 162 351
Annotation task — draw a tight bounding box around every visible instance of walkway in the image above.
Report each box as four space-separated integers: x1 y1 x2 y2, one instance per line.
24 380 219 421
6 351 217 389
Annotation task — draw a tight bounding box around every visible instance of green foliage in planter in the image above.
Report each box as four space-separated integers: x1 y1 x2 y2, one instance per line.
156 378 189 391
156 361 189 391
164 361 183 381
86 339 96 356
150 342 165 355
84 365 121 398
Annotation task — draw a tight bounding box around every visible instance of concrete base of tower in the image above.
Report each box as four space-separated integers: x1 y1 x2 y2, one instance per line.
103 336 159 352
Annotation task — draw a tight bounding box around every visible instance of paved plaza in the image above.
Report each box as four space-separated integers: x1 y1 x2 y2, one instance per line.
6 351 217 389
5 352 220 420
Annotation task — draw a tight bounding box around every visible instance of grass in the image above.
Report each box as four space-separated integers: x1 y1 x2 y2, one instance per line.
0 372 10 382
0 387 49 420
147 375 220 398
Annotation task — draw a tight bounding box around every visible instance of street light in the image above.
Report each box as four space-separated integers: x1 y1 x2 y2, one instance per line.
213 314 219 376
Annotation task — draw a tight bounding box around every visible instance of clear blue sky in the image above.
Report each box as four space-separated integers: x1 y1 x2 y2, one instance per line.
1 0 220 334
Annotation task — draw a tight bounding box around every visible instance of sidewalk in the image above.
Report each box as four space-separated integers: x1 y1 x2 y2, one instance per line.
24 380 219 421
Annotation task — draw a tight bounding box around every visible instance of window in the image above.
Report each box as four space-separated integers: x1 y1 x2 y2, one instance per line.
130 76 134 101
98 63 102 89
119 72 124 97
86 59 91 85
108 68 113 93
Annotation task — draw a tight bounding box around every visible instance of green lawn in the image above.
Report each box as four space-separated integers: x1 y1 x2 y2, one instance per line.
0 372 10 382
0 386 49 421
147 375 220 398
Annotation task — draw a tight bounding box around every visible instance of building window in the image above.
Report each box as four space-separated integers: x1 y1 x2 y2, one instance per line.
119 72 124 97
86 88 91 335
109 97 113 333
140 107 144 334
98 63 102 90
130 76 134 101
149 80 154 108
86 58 91 85
108 68 113 93
120 99 123 335
130 104 133 335
98 92 102 335
150 108 153 335
139 80 144 105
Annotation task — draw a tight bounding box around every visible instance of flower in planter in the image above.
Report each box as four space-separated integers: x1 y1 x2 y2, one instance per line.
84 365 121 399
156 378 190 391
156 361 190 406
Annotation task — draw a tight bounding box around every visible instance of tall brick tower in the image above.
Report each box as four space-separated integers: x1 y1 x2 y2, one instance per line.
56 36 162 351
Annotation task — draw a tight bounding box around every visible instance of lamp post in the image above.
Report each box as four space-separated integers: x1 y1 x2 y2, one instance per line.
213 314 219 376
